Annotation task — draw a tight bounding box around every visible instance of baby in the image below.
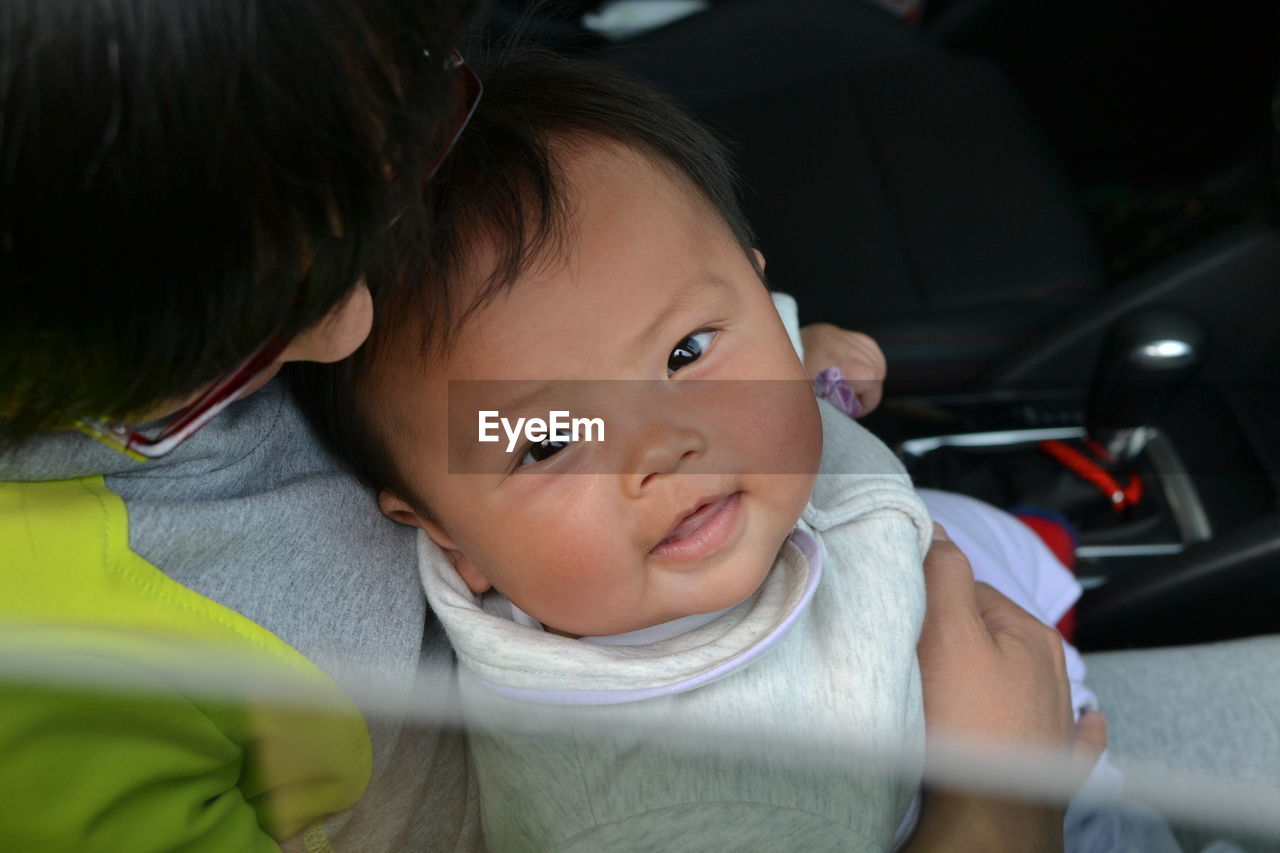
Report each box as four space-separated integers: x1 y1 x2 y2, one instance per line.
297 49 1135 852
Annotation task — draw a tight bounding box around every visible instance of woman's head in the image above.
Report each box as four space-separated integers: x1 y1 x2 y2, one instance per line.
0 0 475 448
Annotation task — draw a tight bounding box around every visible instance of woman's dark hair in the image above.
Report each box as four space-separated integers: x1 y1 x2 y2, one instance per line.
0 0 474 447
291 46 757 500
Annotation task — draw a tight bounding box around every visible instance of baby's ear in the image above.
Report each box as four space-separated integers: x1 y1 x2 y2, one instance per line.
752 248 766 272
378 490 493 595
378 489 426 529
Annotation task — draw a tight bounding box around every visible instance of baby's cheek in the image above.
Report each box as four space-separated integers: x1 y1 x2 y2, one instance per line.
754 381 822 477
745 383 821 528
518 497 628 580
528 546 646 636
696 379 813 475
790 392 824 476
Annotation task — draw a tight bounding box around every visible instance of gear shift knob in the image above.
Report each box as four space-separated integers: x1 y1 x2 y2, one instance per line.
1086 305 1208 461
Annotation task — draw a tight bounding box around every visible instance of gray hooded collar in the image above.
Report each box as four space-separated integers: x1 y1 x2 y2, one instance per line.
0 380 288 483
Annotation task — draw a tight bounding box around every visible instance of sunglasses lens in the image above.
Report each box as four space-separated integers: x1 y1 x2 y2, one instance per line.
388 52 481 226
425 58 482 181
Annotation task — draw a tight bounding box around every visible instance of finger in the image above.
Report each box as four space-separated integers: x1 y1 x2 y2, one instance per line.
1070 710 1109 784
972 581 1039 635
847 378 883 416
920 530 981 627
851 332 886 378
1073 709 1108 764
923 527 977 589
831 333 884 377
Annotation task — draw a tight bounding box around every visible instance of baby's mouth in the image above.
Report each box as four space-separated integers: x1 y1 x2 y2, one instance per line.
650 492 743 562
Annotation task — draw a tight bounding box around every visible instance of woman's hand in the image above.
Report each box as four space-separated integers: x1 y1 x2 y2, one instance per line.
798 324 887 415
918 526 1081 751
905 525 1107 852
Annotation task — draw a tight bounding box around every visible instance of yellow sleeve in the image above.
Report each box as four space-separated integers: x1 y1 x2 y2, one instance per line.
0 652 281 853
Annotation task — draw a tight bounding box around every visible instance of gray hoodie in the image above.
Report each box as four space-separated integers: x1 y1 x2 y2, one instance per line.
1 382 481 851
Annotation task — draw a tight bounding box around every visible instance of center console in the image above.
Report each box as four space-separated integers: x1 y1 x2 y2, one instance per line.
892 399 1210 584
861 284 1280 650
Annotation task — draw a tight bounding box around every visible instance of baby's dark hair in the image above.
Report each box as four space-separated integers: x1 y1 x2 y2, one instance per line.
292 46 758 498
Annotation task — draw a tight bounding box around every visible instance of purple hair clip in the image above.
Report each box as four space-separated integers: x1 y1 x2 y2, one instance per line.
813 367 863 419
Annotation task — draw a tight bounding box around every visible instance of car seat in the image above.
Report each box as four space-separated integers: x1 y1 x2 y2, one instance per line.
582 0 1106 390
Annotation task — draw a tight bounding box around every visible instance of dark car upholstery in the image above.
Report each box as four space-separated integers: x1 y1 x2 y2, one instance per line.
592 0 1105 389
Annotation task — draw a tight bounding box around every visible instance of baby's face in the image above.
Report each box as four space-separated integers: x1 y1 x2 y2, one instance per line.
373 142 821 637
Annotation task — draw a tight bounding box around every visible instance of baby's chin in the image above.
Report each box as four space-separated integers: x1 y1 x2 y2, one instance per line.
542 584 764 640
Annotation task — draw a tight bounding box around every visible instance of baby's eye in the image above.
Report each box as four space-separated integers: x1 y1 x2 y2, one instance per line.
667 330 716 375
520 437 571 467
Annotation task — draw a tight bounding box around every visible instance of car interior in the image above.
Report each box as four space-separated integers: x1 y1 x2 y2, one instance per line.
484 0 1280 655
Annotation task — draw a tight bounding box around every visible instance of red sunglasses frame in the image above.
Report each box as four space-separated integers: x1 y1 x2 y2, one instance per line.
76 336 292 460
